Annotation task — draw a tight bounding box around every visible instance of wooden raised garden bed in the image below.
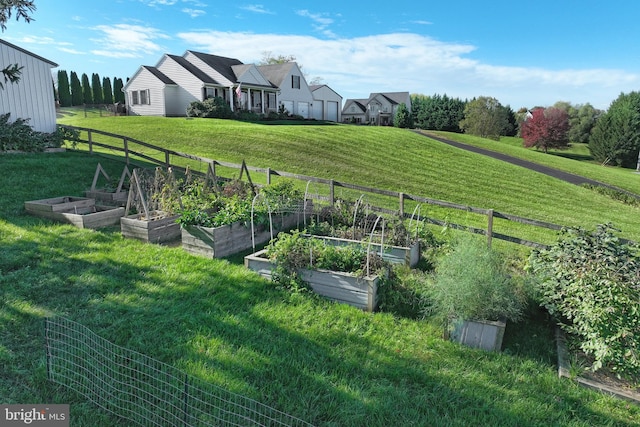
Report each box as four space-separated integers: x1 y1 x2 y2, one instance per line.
182 211 310 259
83 163 131 206
120 211 181 244
244 249 380 312
303 234 420 267
24 196 125 229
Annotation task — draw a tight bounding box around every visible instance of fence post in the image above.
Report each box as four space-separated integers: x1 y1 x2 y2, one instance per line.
165 150 170 167
123 137 129 165
266 168 271 185
487 209 494 248
44 317 51 381
399 192 404 217
182 374 189 427
88 130 93 154
329 180 335 207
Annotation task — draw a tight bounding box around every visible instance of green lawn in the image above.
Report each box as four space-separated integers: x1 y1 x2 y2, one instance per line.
2 116 640 426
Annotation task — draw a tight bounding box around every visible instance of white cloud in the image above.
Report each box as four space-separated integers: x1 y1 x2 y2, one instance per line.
58 47 85 55
91 24 170 58
176 30 639 109
296 10 335 37
240 5 274 14
182 8 205 18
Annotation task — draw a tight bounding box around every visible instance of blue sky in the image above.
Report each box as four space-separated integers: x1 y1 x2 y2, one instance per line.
3 0 639 110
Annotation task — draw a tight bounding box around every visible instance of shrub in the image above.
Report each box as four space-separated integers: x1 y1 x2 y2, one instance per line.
186 97 232 119
0 113 73 152
528 224 640 377
427 235 525 323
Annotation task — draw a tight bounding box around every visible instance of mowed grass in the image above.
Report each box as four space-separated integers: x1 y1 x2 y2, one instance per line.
2 152 640 426
57 113 640 245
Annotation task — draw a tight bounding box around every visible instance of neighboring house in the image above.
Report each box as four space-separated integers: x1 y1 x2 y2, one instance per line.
124 51 341 121
342 92 411 125
0 38 57 132
310 84 342 122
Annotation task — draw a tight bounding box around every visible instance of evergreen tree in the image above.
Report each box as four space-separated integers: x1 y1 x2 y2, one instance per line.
589 92 640 168
56 70 71 107
91 73 104 104
393 103 412 128
412 93 465 132
113 77 125 103
102 76 113 104
81 73 92 104
69 71 82 106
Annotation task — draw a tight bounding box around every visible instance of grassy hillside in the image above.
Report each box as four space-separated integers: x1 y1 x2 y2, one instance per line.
2 152 640 426
57 113 640 243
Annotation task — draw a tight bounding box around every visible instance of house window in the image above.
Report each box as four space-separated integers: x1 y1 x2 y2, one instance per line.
350 106 355 112
130 89 150 105
292 75 300 89
268 93 276 109
204 87 215 99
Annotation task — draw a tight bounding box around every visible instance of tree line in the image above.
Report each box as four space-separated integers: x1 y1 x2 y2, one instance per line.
56 70 126 107
403 93 640 169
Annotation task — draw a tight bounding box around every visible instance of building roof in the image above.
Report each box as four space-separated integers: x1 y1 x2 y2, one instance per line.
142 66 176 85
186 51 243 84
370 92 409 105
256 62 296 87
166 54 218 84
0 38 58 67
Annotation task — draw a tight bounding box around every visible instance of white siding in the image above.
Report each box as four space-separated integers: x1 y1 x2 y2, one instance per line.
125 68 168 116
157 56 202 111
277 64 314 116
0 41 56 132
311 85 342 122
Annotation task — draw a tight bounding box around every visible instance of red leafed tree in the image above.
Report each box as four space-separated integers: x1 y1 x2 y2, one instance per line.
521 107 570 153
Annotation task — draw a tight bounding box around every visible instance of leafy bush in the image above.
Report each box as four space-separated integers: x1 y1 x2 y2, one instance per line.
528 224 640 377
427 235 525 323
186 97 232 119
581 184 640 208
0 114 78 152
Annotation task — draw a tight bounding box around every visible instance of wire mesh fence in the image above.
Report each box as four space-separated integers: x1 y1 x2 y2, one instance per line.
44 316 314 427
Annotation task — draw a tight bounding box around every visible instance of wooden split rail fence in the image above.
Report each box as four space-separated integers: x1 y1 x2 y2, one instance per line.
61 125 570 249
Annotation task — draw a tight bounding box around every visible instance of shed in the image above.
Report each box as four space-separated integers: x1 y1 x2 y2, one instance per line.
0 38 58 132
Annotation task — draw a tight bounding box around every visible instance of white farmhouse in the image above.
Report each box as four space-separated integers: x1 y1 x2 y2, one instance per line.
124 50 342 121
0 38 57 132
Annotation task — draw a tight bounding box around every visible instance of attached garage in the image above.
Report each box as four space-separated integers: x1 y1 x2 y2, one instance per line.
310 84 343 122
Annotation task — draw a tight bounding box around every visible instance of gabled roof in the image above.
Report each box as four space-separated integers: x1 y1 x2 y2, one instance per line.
165 54 218 84
142 66 176 85
310 84 342 99
257 62 296 87
0 38 58 67
369 92 409 105
185 51 243 84
342 99 368 113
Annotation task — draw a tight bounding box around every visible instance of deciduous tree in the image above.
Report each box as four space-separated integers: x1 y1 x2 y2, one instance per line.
459 96 510 140
521 107 570 153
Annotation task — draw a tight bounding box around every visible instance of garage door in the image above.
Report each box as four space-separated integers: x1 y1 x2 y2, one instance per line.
327 101 339 122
